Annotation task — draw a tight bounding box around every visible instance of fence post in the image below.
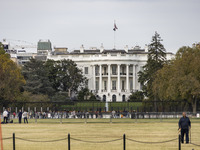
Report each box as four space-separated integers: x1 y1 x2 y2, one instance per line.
68 133 70 150
135 112 137 123
160 112 162 122
85 113 87 124
35 113 37 124
110 113 112 123
179 134 181 150
13 133 15 150
60 113 62 124
123 134 126 150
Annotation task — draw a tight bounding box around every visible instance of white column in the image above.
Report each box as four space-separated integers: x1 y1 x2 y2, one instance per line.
99 65 102 93
108 64 111 92
126 64 130 92
117 64 120 92
133 64 136 91
138 66 141 90
93 65 96 92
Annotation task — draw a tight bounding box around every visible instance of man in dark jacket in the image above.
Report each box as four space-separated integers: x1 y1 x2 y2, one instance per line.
18 110 22 124
178 112 191 143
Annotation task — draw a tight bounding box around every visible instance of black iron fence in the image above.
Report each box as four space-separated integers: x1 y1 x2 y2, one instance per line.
1 100 200 113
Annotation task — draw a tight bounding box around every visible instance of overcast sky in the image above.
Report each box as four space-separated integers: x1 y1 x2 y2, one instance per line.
1 0 200 53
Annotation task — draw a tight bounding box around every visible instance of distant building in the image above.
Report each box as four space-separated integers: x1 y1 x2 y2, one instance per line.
48 44 174 102
16 52 38 65
53 47 68 55
37 39 52 55
1 39 37 65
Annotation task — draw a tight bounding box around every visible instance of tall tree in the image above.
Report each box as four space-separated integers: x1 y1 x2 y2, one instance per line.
153 45 200 113
138 32 166 100
0 42 25 105
46 59 87 98
22 58 55 96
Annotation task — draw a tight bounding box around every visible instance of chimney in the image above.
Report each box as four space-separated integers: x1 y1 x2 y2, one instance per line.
124 45 128 52
145 44 148 52
80 44 84 53
100 43 104 53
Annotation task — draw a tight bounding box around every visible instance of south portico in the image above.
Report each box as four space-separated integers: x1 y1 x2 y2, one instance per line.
92 63 141 102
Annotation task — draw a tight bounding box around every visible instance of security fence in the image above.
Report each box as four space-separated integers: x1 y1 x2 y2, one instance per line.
2 133 200 150
1 100 200 124
1 100 200 113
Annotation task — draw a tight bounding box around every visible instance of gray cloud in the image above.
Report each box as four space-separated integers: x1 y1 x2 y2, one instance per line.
0 0 200 53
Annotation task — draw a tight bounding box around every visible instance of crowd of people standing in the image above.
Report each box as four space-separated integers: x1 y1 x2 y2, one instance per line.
2 109 28 124
1 109 131 123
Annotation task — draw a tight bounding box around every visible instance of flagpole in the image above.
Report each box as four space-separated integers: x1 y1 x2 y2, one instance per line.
113 20 118 49
114 20 116 49
114 29 116 49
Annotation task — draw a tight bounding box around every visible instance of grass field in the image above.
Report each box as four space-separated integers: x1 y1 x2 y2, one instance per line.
1 118 200 150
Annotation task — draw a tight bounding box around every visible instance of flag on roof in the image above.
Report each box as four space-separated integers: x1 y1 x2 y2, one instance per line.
113 22 118 31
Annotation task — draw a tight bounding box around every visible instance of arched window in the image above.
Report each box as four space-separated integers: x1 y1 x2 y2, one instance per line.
122 95 126 102
112 95 116 102
103 95 106 102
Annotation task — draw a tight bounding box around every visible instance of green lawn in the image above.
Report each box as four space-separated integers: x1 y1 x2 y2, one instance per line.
1 118 200 150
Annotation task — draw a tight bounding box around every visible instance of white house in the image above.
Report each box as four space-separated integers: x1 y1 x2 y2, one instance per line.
47 44 174 102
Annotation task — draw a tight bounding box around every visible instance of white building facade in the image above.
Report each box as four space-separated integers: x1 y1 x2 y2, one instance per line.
47 45 174 102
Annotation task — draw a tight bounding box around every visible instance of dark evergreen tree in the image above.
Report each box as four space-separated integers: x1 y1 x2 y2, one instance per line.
22 58 55 96
138 32 166 100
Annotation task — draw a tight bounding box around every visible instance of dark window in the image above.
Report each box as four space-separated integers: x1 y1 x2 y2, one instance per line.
112 81 116 90
122 66 125 74
122 95 126 102
112 66 117 75
104 67 107 75
96 81 99 91
103 95 106 102
122 80 125 90
95 66 99 75
85 67 88 74
104 81 107 90
112 95 116 102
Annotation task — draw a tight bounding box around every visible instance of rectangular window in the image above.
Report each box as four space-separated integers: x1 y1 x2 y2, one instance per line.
129 66 133 75
112 66 117 75
84 67 88 74
95 66 99 75
122 80 125 90
85 80 88 88
96 81 99 91
104 66 107 75
112 80 116 90
104 81 107 90
130 79 133 90
122 66 125 74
